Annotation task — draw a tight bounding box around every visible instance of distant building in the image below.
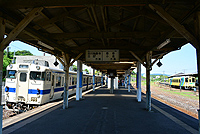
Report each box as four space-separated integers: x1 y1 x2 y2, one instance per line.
156 76 160 79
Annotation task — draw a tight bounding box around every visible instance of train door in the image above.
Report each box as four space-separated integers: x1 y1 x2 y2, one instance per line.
50 74 54 99
185 77 188 89
17 71 29 102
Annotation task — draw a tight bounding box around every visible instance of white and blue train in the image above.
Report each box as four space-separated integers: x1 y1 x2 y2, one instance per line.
5 63 103 111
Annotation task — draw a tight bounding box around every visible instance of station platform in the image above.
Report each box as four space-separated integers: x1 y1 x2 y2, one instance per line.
3 87 199 134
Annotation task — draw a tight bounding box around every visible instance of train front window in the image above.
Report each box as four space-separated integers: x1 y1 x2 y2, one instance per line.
20 73 27 82
30 71 45 81
7 70 16 78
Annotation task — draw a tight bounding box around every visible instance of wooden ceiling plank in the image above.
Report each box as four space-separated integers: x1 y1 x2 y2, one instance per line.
108 14 141 28
50 31 160 39
100 6 107 32
91 6 101 32
149 4 200 50
35 9 96 30
0 0 194 8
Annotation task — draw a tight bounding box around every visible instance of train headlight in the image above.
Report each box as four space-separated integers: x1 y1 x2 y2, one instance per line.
36 66 40 70
5 86 9 92
37 88 40 94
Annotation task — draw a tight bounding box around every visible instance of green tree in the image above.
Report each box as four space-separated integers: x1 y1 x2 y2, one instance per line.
15 50 33 56
95 70 100 75
132 70 136 75
3 50 33 81
84 69 89 74
72 65 77 71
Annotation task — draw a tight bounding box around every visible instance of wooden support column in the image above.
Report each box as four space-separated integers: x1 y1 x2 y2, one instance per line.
62 52 71 109
146 51 152 111
195 11 200 133
61 53 83 108
137 62 142 102
196 49 200 133
0 17 5 134
76 60 83 101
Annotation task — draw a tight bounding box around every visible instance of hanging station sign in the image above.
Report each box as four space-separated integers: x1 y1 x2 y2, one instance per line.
85 49 119 62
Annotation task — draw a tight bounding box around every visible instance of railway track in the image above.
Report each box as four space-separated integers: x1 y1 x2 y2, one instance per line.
133 83 199 119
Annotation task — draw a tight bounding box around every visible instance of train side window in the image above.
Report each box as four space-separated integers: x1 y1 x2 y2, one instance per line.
69 77 72 85
41 72 45 81
189 79 191 82
52 75 54 86
7 70 16 79
75 78 77 84
185 78 188 82
72 77 75 85
56 76 61 87
62 77 64 86
192 78 195 82
83 77 86 84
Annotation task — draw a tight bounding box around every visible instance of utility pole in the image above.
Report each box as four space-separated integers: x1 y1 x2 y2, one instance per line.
7 47 9 58
163 71 165 82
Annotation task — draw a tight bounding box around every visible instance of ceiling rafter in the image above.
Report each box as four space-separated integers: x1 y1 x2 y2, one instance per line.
39 10 79 47
149 4 200 50
0 9 72 54
108 14 141 28
34 8 95 30
139 4 172 47
90 6 106 46
50 31 160 40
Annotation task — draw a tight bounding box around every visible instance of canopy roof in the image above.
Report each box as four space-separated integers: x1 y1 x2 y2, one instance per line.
0 0 199 73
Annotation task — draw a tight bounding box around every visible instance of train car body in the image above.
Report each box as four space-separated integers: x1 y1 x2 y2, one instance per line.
169 76 196 89
5 63 65 107
5 63 103 111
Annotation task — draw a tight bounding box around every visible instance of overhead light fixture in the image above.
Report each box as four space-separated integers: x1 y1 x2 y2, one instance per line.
157 39 171 49
54 58 59 66
38 41 54 50
157 59 162 67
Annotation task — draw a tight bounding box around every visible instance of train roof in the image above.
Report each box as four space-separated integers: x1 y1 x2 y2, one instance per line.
168 73 197 78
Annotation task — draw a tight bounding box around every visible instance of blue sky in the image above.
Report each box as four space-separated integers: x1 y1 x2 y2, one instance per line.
142 43 197 75
8 41 197 75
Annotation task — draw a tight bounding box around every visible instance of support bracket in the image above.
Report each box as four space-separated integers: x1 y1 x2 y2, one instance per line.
0 7 43 50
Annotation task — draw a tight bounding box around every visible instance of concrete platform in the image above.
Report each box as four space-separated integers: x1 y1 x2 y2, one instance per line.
3 87 198 134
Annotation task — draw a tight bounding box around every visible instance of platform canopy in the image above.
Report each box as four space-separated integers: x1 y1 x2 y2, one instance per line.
0 0 199 74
